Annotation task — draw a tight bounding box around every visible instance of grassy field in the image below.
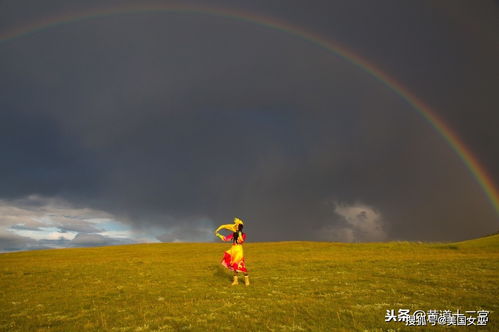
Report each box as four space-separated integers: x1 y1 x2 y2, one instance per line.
1 234 498 331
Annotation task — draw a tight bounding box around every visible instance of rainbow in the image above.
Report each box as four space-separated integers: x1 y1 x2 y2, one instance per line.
1 3 497 215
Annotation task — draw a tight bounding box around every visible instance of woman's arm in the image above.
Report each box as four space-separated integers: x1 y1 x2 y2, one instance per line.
216 233 233 242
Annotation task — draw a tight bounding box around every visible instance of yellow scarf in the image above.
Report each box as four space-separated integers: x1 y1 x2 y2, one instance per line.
215 217 244 234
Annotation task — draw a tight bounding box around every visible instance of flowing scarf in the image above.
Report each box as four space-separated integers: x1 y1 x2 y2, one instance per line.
215 217 244 234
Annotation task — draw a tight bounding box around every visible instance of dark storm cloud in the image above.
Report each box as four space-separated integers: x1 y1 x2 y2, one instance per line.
0 0 497 248
156 223 213 243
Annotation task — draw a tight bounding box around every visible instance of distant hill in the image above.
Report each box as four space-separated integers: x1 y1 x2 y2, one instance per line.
454 232 499 248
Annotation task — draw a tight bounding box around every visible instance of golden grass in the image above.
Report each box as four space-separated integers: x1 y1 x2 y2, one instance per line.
1 235 498 331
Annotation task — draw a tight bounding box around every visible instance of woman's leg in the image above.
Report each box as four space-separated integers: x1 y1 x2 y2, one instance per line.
231 270 238 285
244 272 250 286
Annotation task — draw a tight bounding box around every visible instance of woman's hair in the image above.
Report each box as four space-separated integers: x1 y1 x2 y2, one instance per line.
233 224 244 244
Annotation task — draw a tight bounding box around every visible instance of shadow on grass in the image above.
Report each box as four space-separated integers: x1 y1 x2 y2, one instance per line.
211 264 233 282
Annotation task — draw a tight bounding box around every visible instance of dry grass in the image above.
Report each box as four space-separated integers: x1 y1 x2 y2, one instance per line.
1 235 498 331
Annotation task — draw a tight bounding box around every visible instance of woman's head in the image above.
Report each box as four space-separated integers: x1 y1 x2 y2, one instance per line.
238 223 244 231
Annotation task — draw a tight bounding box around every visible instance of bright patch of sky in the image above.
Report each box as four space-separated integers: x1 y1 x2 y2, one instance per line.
9 227 77 241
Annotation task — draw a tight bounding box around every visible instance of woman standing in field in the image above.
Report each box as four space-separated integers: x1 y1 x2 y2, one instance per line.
215 217 249 286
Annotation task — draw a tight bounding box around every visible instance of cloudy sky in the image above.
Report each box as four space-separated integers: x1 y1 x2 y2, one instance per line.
0 0 497 252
